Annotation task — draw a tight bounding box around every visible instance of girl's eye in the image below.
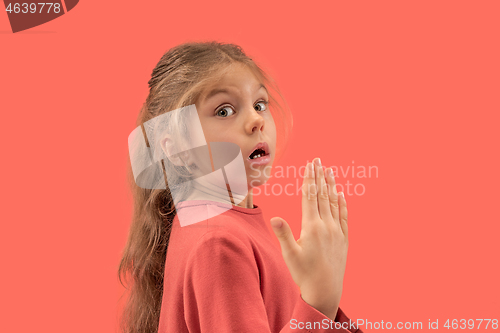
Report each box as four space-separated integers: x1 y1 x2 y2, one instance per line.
255 100 269 112
215 100 268 117
215 106 235 117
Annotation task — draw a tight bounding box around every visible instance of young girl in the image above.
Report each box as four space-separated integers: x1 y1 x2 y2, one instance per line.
119 41 363 333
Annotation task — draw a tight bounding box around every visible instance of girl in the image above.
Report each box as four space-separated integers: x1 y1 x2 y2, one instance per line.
119 41 363 333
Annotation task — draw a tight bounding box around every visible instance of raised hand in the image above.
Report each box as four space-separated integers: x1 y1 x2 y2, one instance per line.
270 158 349 320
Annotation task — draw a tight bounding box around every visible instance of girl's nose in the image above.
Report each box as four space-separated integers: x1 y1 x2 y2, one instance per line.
245 108 265 134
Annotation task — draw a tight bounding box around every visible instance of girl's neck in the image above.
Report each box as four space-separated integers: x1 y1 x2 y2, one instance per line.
182 178 254 209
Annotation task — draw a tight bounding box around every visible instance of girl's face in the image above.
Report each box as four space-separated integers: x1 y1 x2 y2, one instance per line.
194 63 277 189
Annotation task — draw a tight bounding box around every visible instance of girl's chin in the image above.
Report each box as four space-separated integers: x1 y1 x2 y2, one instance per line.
247 177 270 189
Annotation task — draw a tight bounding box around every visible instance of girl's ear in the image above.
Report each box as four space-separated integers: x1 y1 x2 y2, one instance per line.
161 136 193 167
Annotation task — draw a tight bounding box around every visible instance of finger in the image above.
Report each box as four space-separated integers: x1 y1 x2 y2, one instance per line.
338 192 349 237
314 158 331 221
325 167 340 224
302 162 319 225
270 217 300 256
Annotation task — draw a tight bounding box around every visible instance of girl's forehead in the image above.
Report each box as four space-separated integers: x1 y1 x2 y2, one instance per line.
200 77 266 102
195 63 266 105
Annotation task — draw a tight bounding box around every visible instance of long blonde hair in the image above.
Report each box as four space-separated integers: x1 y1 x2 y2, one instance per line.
118 41 292 333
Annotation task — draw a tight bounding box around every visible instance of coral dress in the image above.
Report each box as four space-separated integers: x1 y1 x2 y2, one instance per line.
158 200 362 332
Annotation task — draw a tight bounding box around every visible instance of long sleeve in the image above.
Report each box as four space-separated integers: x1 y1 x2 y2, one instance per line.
182 230 362 333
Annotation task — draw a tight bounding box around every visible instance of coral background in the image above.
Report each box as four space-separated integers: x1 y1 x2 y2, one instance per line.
1 1 498 332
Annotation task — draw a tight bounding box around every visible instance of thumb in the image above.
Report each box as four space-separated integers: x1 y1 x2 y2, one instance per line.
270 217 297 254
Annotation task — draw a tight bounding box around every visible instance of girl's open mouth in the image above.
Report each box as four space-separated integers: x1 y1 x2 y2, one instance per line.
247 142 271 165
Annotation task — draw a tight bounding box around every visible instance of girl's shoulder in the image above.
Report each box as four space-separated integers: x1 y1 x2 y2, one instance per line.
166 206 259 277
171 199 263 253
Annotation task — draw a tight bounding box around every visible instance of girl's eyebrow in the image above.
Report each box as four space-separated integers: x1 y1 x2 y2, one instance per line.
204 84 268 102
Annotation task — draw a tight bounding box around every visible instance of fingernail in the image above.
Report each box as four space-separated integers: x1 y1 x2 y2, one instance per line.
308 162 315 176
314 158 321 166
340 192 345 198
327 168 333 178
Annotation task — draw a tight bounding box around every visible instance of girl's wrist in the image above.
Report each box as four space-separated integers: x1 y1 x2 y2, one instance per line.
315 304 339 321
301 293 340 321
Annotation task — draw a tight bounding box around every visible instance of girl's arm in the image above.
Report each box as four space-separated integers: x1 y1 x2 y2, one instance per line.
268 159 363 332
182 230 361 333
